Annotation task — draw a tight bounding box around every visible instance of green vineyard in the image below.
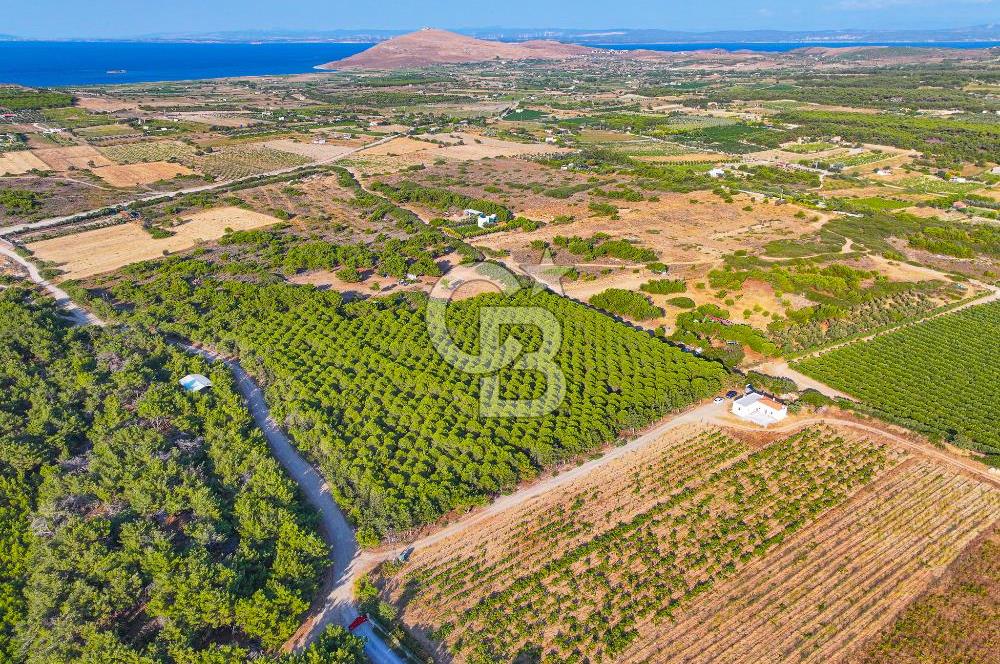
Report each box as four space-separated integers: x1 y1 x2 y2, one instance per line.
384 427 890 662
796 302 1000 462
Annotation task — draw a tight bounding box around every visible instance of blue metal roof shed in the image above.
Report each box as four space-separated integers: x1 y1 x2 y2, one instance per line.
179 374 212 393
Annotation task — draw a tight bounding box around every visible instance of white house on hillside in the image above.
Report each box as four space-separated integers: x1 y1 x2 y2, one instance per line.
732 392 787 426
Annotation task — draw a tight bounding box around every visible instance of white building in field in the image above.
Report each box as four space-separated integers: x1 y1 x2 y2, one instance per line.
464 208 498 228
732 392 787 426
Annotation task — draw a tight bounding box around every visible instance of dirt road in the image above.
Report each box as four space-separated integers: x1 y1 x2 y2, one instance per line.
0 241 105 326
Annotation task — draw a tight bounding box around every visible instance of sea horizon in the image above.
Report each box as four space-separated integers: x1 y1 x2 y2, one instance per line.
0 39 998 87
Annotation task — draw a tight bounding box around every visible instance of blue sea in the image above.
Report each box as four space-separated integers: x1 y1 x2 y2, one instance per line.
0 41 374 87
0 40 998 87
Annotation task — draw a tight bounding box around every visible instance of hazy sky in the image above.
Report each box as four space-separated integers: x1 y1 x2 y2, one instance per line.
6 0 1000 38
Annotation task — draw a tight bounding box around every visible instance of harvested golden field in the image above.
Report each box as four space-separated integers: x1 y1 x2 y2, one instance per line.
29 206 279 279
0 150 50 175
32 145 113 171
74 95 138 112
379 423 998 664
91 161 195 187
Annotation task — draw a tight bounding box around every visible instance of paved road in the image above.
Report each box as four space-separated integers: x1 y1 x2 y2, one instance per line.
5 247 404 664
0 134 399 237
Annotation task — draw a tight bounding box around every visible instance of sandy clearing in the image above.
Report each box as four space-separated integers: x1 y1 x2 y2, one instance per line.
91 161 195 187
262 138 355 161
32 146 113 171
29 206 280 279
0 150 50 175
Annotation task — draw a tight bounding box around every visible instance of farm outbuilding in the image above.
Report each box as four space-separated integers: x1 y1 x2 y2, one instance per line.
732 392 787 426
179 374 212 393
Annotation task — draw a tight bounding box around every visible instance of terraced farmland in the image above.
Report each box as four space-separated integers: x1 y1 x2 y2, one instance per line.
379 425 918 663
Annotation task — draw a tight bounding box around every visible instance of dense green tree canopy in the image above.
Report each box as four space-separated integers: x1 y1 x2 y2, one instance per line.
0 288 361 663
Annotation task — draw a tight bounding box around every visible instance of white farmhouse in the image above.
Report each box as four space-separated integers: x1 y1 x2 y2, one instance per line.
464 208 498 228
708 167 726 178
732 392 787 426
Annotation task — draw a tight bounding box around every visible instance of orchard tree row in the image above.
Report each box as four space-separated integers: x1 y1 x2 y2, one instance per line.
89 261 728 543
796 302 1000 464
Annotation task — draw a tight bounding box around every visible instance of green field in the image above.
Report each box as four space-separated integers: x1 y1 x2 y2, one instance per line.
782 141 837 153
41 106 116 128
795 302 1000 463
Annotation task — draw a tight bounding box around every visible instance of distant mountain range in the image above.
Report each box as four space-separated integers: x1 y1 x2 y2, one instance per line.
462 25 1000 44
2 25 999 44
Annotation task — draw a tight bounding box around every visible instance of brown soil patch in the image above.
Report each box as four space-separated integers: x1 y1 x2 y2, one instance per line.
477 190 823 265
74 96 138 112
32 146 113 171
91 161 195 187
0 150 50 175
29 206 280 279
352 133 564 173
262 138 354 161
856 524 1000 664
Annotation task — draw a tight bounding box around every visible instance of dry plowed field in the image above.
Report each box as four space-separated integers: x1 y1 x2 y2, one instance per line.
0 150 50 175
32 146 113 171
379 424 999 664
28 206 280 279
92 161 195 187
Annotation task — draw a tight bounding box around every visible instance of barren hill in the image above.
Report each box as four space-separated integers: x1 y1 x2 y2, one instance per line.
318 28 595 69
